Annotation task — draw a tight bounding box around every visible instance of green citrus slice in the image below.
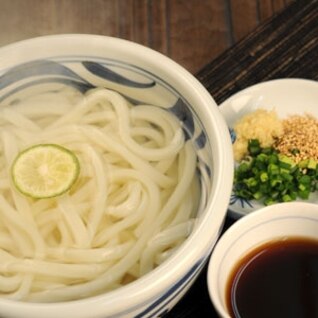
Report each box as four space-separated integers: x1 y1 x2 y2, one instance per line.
11 144 80 199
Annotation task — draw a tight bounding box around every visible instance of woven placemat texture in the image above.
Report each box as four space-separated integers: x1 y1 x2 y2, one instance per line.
196 0 318 105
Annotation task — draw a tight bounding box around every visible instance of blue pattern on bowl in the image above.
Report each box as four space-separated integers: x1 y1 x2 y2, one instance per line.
229 128 236 144
230 194 253 208
229 126 253 211
82 61 156 88
134 256 207 318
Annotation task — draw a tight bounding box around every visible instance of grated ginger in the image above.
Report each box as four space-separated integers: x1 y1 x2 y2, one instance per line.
233 108 283 161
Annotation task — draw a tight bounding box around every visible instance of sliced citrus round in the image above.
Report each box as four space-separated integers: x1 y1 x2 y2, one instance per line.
11 144 80 199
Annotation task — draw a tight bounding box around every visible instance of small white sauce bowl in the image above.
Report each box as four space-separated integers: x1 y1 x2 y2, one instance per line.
207 202 318 317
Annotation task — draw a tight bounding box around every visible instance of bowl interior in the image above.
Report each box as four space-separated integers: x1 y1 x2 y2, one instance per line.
0 44 214 219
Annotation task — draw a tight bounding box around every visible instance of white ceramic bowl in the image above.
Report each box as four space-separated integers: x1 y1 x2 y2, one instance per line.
0 35 233 318
207 202 318 318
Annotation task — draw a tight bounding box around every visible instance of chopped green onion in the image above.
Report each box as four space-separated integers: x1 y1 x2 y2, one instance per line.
233 139 318 205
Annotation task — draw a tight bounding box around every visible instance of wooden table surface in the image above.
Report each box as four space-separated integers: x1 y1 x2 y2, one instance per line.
0 0 292 74
0 0 317 317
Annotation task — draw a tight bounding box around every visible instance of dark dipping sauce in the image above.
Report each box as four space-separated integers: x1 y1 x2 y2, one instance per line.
226 237 318 318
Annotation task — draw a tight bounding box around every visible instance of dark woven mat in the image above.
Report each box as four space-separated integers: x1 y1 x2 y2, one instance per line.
196 0 318 105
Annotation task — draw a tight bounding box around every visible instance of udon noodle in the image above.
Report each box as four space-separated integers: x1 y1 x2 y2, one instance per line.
0 87 199 302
